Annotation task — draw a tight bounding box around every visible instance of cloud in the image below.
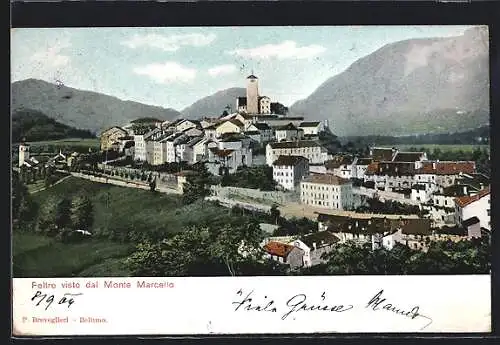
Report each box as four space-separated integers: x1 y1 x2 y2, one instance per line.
227 40 326 59
30 38 71 68
208 64 237 77
121 33 216 51
133 62 196 83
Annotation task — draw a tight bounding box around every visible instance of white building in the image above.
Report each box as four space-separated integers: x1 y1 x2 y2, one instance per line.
291 231 340 267
454 187 491 231
134 128 160 161
298 121 323 136
18 143 30 167
274 123 303 142
300 174 354 211
272 155 309 191
266 141 329 166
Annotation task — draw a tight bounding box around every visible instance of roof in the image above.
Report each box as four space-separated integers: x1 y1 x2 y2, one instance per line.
400 218 431 235
276 123 299 131
328 216 403 235
436 184 479 197
244 131 261 136
101 126 127 136
356 158 373 165
270 140 323 149
252 123 271 130
416 161 476 175
273 155 309 166
299 121 321 128
462 216 480 227
302 173 351 186
455 187 490 208
371 147 396 161
237 97 247 106
456 173 489 189
186 137 203 147
247 74 258 79
393 152 425 162
263 241 295 258
365 161 415 176
324 155 354 170
435 225 467 236
209 148 234 158
300 231 340 249
258 96 270 100
217 119 244 129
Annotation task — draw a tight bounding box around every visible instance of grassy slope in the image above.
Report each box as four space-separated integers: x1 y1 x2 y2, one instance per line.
14 176 242 277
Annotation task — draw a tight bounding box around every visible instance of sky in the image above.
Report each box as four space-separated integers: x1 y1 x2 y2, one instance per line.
11 25 474 110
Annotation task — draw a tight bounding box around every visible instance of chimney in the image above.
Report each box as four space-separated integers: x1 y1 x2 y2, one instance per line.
313 242 317 250
463 186 468 195
432 162 436 170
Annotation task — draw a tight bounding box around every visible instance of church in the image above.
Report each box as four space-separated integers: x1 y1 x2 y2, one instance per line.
236 74 272 115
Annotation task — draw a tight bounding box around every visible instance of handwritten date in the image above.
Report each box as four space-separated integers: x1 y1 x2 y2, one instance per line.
31 290 82 311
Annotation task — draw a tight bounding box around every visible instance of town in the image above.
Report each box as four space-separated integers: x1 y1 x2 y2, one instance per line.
14 74 491 274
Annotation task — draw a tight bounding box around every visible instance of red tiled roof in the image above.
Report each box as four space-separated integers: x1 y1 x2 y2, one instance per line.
454 187 490 208
263 241 295 258
417 161 476 175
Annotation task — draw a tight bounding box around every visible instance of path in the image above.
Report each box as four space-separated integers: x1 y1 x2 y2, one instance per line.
28 175 72 194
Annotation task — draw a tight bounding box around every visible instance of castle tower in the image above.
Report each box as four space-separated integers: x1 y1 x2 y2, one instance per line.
19 143 30 167
246 74 259 114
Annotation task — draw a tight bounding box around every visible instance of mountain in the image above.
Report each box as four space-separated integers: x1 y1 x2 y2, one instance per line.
289 26 490 136
11 79 181 134
181 87 245 119
12 108 95 143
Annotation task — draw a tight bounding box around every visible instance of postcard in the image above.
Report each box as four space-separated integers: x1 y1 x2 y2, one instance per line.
11 25 491 336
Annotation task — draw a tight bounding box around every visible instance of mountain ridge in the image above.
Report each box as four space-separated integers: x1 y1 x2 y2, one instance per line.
11 78 181 134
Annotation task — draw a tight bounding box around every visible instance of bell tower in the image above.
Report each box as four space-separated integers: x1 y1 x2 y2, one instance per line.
19 142 30 167
246 73 259 114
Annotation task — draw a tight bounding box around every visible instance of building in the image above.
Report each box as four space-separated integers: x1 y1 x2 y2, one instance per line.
247 123 274 142
262 241 304 268
364 161 415 191
423 184 480 225
326 155 355 179
215 119 244 137
300 174 354 210
18 143 30 167
298 121 323 136
392 151 428 168
235 74 273 115
266 141 329 166
415 161 476 189
134 128 160 161
272 155 309 191
100 126 128 151
353 158 373 180
275 123 303 142
370 147 398 162
454 187 491 231
291 231 340 267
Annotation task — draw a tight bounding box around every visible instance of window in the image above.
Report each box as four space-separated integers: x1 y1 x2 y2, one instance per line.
487 209 490 216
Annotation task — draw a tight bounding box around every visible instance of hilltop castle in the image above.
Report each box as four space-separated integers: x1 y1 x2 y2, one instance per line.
236 74 272 115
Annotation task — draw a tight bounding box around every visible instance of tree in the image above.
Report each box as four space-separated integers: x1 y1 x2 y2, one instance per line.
270 204 280 225
149 178 157 192
70 194 94 230
12 171 37 229
182 165 212 204
221 110 229 117
270 102 288 115
37 196 60 235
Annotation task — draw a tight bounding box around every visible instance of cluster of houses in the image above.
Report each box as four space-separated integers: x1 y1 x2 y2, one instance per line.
99 74 328 176
17 144 83 170
95 74 491 269
262 209 488 269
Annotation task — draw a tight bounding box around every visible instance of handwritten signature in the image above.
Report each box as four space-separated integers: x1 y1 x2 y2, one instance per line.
232 289 353 321
31 290 83 311
232 288 433 330
365 289 433 330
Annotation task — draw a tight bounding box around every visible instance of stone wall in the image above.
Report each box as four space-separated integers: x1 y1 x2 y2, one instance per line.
210 185 300 205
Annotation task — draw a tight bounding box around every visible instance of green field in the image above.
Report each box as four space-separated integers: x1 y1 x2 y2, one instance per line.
13 176 245 277
24 138 100 149
13 233 133 277
396 144 490 152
